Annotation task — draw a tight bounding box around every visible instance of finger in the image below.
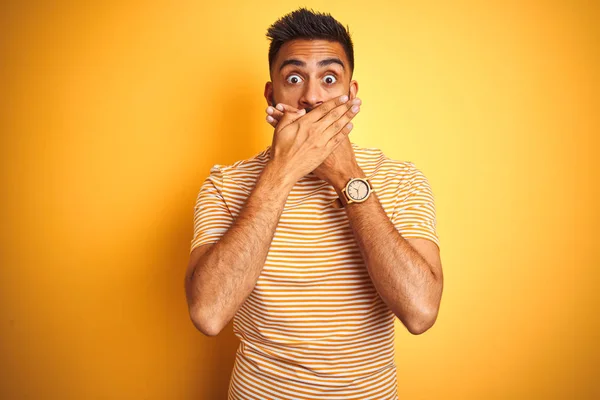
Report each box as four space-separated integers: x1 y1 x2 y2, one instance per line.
266 114 278 128
319 102 360 144
276 108 306 132
266 103 299 117
275 103 300 114
266 106 279 127
326 121 354 151
317 97 360 133
275 103 304 131
303 94 352 123
266 104 299 127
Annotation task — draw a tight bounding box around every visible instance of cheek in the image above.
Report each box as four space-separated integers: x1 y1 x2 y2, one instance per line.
274 89 302 107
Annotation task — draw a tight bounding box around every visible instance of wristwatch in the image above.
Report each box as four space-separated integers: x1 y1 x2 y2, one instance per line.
339 177 372 207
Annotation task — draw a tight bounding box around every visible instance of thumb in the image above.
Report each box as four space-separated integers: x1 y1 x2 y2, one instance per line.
276 108 306 132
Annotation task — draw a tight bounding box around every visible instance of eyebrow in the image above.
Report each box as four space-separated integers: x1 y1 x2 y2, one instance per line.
279 57 345 72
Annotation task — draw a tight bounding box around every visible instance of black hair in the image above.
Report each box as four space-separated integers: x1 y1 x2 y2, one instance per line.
266 8 354 78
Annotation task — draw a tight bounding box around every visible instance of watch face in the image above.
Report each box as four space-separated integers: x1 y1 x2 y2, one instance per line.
347 179 369 201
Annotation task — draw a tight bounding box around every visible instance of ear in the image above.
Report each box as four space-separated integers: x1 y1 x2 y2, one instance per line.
349 80 359 100
264 82 275 106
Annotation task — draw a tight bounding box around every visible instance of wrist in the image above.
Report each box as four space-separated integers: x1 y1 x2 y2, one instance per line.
331 165 367 193
262 160 297 192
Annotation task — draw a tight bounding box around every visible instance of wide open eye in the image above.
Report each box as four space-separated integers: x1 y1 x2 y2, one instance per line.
323 74 337 85
286 74 303 84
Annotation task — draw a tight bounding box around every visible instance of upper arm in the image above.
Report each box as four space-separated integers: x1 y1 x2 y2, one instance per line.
185 167 231 311
392 164 443 295
189 166 234 255
391 164 440 249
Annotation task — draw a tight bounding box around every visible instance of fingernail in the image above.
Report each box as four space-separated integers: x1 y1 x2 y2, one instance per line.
267 115 274 123
347 122 353 130
276 104 284 111
352 98 361 105
297 109 306 115
351 105 360 113
266 106 274 115
340 95 349 103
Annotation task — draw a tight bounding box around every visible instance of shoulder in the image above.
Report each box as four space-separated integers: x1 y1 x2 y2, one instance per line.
351 142 423 185
205 146 271 193
210 146 270 174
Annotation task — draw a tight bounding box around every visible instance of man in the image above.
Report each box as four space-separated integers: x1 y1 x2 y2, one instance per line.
185 8 443 399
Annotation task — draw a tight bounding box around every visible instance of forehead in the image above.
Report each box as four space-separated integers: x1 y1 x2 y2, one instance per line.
274 39 349 68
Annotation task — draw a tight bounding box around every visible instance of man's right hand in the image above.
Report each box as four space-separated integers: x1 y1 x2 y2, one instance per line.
266 95 361 184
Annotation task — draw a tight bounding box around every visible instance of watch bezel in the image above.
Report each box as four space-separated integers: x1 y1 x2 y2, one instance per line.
343 178 372 204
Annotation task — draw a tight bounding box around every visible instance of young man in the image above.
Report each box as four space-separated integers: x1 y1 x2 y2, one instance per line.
185 8 443 399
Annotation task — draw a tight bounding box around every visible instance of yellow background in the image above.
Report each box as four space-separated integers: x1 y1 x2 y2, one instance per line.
1 1 598 399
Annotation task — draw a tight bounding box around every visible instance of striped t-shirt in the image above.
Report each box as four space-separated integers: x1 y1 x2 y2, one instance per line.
190 142 439 400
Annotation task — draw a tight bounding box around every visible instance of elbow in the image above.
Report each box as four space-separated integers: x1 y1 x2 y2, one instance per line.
406 320 434 335
185 277 224 337
188 306 224 337
404 307 439 335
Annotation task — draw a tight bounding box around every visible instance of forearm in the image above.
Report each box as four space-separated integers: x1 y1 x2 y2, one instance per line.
187 162 294 334
334 170 442 334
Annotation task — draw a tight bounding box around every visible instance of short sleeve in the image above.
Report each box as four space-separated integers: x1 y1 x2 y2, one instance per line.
391 164 440 249
190 166 234 254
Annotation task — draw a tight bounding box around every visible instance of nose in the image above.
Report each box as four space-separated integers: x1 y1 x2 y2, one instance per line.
298 78 324 111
